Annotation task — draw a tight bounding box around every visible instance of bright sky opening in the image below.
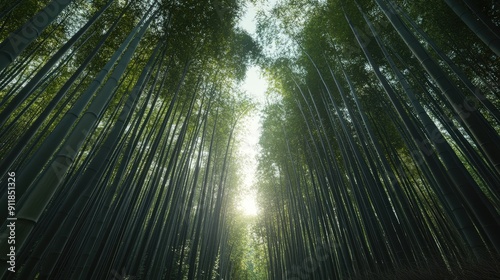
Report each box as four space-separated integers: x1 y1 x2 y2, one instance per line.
235 65 266 216
234 1 274 216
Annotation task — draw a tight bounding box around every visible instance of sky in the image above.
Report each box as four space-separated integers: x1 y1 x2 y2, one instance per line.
234 1 275 216
235 66 266 216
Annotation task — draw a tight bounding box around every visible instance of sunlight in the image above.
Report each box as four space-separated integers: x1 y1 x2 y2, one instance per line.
232 0 275 218
238 192 260 216
235 66 265 217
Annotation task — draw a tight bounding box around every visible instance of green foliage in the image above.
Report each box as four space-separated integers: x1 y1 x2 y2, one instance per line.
254 0 500 279
1 0 499 279
0 0 263 278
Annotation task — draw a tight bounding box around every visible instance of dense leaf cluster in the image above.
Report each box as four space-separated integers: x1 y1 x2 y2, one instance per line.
0 0 261 279
255 0 500 279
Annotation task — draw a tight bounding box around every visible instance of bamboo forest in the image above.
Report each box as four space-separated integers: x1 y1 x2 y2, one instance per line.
0 0 499 279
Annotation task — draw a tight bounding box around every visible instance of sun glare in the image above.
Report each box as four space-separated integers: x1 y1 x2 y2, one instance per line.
238 193 259 216
235 66 266 217
233 2 274 218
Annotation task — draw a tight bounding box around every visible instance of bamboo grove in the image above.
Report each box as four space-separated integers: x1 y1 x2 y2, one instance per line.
0 0 500 279
0 0 261 279
255 0 500 279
